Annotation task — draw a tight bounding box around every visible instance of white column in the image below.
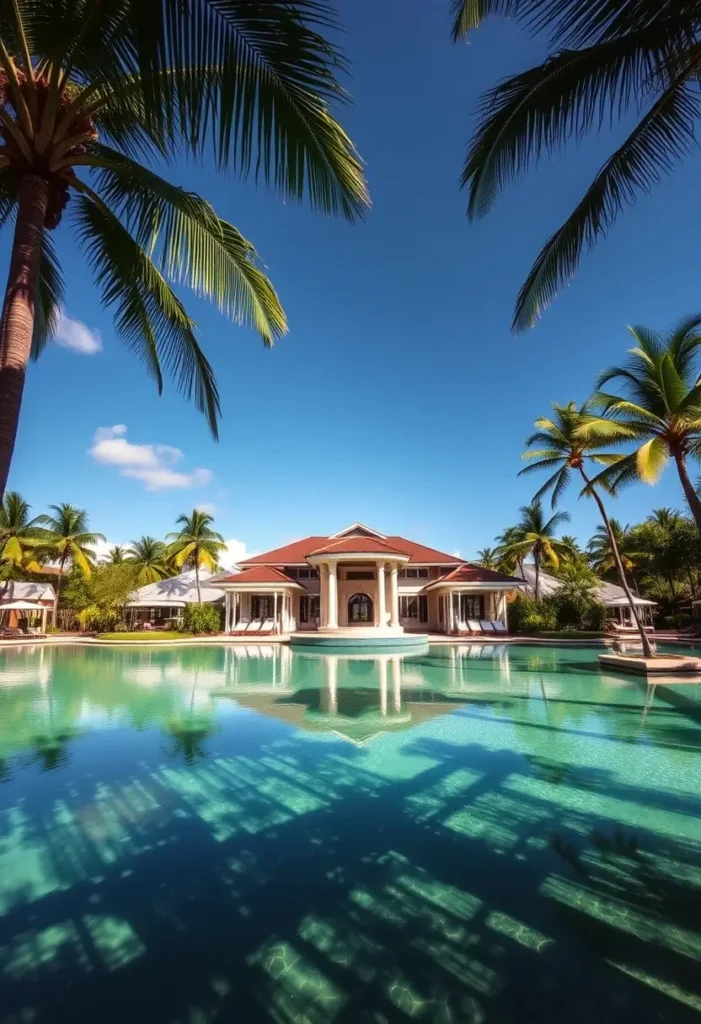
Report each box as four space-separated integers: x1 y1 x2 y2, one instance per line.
448 592 454 633
320 565 328 627
377 562 386 628
42 606 48 633
390 564 399 628
327 563 338 628
273 591 278 632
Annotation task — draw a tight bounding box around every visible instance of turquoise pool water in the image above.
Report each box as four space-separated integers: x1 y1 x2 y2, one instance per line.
0 642 700 1022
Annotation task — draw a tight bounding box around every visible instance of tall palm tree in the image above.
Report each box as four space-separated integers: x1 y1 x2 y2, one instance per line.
37 503 104 625
0 1 369 500
501 501 571 602
475 546 499 570
106 545 126 564
591 317 701 532
452 1 701 329
587 520 640 589
127 536 168 586
520 400 653 655
0 490 44 569
166 510 224 603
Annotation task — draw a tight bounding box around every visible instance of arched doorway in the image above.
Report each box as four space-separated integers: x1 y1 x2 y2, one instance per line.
348 593 373 625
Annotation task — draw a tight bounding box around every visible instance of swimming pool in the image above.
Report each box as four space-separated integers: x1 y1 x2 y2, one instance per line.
0 642 699 1022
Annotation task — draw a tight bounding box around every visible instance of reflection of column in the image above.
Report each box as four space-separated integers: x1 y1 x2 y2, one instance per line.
327 563 338 628
377 562 386 627
391 655 401 713
378 657 387 716
390 565 399 627
327 655 338 714
273 591 279 632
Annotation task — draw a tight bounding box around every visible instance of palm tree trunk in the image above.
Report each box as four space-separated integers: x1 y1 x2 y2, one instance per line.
195 560 201 603
534 552 540 602
0 176 50 502
674 450 701 534
52 555 66 628
579 467 653 658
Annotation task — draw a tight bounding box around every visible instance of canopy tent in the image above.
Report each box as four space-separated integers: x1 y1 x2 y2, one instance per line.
0 599 49 632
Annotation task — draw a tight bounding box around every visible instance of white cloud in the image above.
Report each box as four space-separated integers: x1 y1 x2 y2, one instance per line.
90 538 126 563
89 425 213 492
56 310 102 355
196 502 217 515
452 550 461 559
220 539 254 569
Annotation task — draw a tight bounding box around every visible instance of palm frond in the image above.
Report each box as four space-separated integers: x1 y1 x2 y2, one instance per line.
462 31 673 220
511 65 701 330
71 189 221 438
89 146 287 344
636 436 669 483
31 232 65 360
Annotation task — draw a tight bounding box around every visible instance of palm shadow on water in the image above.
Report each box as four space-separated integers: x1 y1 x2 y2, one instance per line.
0 697 699 1024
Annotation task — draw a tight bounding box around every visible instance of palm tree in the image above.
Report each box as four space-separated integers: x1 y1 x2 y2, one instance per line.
591 318 701 532
106 545 126 564
0 490 44 569
501 501 571 602
587 520 640 590
127 536 169 587
494 524 526 576
452 2 701 329
520 400 653 655
0 2 369 500
475 547 499 570
166 511 225 602
36 504 104 625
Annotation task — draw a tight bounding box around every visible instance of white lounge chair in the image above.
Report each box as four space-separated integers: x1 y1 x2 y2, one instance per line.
466 619 482 635
233 619 250 634
480 620 496 633
247 620 263 633
491 621 508 634
260 618 275 634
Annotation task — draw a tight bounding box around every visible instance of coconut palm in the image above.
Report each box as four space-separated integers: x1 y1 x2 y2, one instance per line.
476 547 500 570
494 524 526 575
106 545 126 564
452 1 701 329
520 400 652 654
0 490 44 569
587 520 641 589
126 536 168 587
501 502 571 602
166 511 225 602
36 504 104 625
0 1 369 500
591 318 701 532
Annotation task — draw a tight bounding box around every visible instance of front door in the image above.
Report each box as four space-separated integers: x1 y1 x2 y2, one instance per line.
348 593 373 625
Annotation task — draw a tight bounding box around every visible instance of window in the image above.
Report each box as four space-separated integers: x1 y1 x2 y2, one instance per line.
299 595 320 623
251 596 274 620
399 595 428 622
285 566 318 580
439 566 453 576
346 570 375 580
399 567 429 579
459 594 484 621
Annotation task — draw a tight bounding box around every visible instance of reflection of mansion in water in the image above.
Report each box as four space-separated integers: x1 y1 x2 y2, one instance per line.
212 523 525 641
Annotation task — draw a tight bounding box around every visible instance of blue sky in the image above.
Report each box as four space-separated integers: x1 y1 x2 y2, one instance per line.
8 0 701 564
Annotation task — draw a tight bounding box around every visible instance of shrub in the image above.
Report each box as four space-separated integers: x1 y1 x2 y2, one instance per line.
181 603 222 635
77 604 120 632
551 592 607 632
509 595 557 633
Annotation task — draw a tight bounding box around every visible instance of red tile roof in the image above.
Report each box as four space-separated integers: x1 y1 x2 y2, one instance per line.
308 536 406 557
424 564 524 589
241 531 464 566
217 566 299 586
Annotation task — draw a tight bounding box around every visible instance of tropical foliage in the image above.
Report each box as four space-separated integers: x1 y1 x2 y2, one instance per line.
453 0 701 329
0 491 44 569
36 503 104 625
166 511 225 602
0 0 369 499
126 536 169 586
499 501 571 602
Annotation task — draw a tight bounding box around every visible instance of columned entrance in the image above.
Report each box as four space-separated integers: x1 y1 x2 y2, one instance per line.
348 592 373 624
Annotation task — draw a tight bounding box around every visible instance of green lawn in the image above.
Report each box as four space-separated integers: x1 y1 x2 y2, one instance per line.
97 631 196 641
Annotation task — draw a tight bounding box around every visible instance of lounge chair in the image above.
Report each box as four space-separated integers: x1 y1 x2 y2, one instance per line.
0 627 22 638
247 620 263 634
231 619 250 634
260 618 275 634
24 627 47 638
491 621 508 635
466 619 482 635
480 620 496 634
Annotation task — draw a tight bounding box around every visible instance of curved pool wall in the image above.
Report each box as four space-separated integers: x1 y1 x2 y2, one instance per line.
289 631 429 652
